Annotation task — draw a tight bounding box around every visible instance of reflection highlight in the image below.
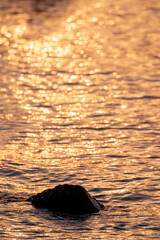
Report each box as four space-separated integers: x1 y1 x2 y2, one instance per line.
0 0 160 239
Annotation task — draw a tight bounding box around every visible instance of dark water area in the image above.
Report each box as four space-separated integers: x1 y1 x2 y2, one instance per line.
0 0 160 239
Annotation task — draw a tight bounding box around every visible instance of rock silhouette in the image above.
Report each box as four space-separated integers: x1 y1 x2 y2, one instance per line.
28 184 104 214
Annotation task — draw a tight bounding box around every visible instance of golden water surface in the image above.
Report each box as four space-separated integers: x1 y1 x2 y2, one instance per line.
0 0 160 239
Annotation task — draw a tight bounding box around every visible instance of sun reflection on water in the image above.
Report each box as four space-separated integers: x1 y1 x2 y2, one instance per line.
0 0 160 238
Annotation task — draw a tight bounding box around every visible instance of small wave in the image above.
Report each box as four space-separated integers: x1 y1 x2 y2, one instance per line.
118 95 160 100
117 177 148 182
75 127 110 131
147 155 160 159
88 114 111 118
121 193 151 202
74 126 152 131
0 192 26 204
90 187 113 192
1 169 22 177
106 154 129 158
149 227 160 231
132 223 149 229
114 224 127 231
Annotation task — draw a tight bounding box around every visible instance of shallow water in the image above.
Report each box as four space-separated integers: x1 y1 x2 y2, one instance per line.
0 0 160 239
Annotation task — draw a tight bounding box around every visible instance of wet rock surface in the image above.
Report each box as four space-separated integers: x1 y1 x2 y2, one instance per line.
28 184 104 214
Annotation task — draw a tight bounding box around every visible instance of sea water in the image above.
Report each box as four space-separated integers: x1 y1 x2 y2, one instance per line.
0 0 160 239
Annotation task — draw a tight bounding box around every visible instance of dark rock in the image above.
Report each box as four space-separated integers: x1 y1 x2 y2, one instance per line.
28 184 104 214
